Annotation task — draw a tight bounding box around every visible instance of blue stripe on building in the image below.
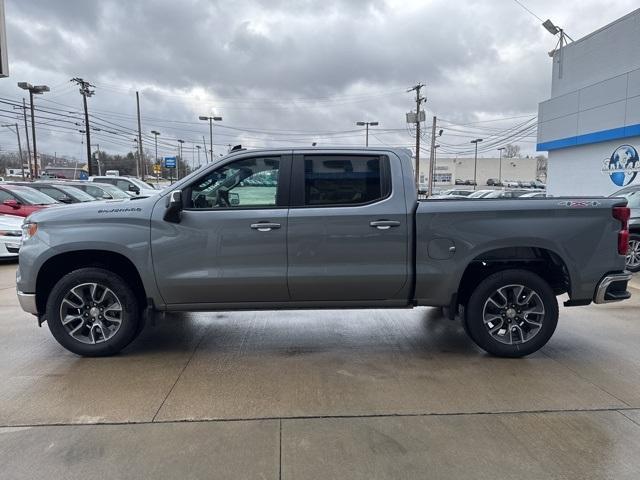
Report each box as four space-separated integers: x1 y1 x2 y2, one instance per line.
537 123 640 151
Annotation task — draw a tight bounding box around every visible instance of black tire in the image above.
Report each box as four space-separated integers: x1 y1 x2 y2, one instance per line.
46 267 140 356
464 269 558 358
627 233 640 273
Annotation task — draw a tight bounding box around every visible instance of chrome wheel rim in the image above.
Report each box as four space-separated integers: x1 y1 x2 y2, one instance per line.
59 283 123 344
627 239 640 269
482 284 545 345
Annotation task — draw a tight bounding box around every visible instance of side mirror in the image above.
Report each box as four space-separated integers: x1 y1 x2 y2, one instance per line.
164 190 183 223
229 192 240 206
3 199 20 209
59 196 73 204
128 185 140 194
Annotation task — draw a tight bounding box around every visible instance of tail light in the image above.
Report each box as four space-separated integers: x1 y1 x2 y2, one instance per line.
612 206 630 255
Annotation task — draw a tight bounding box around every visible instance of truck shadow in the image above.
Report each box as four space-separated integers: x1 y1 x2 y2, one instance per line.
123 307 479 358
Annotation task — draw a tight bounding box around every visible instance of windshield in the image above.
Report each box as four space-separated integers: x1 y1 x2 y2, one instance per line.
8 185 59 205
483 191 505 198
57 185 96 202
100 184 131 199
129 178 155 190
468 190 492 198
623 190 640 209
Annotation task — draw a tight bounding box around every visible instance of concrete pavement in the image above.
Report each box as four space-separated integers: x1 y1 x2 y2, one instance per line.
1 260 640 479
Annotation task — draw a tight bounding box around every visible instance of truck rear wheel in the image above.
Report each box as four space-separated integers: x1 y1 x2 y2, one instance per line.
45 267 140 356
464 269 558 358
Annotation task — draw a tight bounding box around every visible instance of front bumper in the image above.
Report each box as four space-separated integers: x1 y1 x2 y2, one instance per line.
17 291 38 315
593 272 633 304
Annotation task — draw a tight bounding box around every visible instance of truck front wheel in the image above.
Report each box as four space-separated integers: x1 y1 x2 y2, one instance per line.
45 267 141 356
464 269 558 358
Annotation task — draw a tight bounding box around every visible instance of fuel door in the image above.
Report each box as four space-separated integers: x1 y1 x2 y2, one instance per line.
427 238 456 260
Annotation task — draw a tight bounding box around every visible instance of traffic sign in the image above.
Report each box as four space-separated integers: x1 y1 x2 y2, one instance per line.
164 156 177 168
153 164 162 174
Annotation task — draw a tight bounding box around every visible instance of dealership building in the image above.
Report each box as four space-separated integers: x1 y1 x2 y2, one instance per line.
537 8 640 196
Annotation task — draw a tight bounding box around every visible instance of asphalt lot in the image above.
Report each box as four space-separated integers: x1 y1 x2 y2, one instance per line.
1 260 640 479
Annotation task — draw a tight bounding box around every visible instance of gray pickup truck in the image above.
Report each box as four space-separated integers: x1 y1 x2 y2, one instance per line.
16 148 633 358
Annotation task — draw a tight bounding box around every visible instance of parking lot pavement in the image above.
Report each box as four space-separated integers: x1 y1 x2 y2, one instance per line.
1 261 640 479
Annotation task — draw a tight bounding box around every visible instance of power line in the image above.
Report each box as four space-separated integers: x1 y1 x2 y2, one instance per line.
511 0 544 23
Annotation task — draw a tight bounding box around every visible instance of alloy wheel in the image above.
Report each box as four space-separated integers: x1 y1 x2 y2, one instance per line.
482 284 545 345
627 239 640 270
59 282 123 344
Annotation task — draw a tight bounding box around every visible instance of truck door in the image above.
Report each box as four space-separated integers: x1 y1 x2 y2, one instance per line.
287 153 409 301
151 154 291 305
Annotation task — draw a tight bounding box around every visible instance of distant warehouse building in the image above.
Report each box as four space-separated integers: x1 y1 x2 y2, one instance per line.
417 156 537 186
537 8 640 196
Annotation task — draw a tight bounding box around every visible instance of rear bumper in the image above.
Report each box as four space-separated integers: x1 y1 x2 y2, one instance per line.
593 272 633 304
17 291 38 315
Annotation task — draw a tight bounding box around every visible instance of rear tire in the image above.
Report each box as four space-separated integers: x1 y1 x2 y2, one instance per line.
627 233 640 273
46 268 140 357
464 269 558 358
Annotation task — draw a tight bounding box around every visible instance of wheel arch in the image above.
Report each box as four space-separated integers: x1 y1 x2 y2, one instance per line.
36 250 147 315
455 246 571 310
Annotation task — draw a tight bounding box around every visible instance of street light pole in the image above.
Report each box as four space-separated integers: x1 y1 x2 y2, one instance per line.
356 121 379 147
199 115 222 162
177 139 184 182
151 130 160 186
18 82 49 179
196 145 201 167
497 147 506 185
470 138 483 190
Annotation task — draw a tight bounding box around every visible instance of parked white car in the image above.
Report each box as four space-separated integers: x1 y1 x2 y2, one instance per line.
0 214 23 258
88 176 157 197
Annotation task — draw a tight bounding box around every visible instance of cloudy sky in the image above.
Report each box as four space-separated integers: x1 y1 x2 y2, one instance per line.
1 0 637 163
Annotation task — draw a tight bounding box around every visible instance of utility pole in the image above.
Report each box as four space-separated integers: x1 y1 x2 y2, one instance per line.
202 136 209 163
1 123 25 180
427 120 443 197
196 145 201 167
20 99 32 180
71 78 95 175
133 138 140 178
407 83 425 187
136 91 144 179
177 139 184 181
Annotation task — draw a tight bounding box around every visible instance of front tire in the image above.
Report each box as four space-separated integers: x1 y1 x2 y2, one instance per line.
464 269 558 358
627 234 640 273
46 268 140 356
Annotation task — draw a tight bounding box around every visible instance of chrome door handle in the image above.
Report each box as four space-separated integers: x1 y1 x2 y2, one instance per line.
251 222 281 232
369 220 401 230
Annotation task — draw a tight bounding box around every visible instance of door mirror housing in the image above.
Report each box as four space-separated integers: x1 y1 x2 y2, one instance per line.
164 190 183 223
128 184 140 194
229 192 240 206
59 196 73 204
3 199 20 209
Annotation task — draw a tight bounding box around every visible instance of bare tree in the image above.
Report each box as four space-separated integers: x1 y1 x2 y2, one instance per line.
536 154 548 181
504 144 521 158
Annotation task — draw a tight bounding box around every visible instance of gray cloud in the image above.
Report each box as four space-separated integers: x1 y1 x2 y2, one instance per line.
1 0 638 161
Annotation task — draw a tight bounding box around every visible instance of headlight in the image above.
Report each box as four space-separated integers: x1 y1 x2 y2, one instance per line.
21 222 38 241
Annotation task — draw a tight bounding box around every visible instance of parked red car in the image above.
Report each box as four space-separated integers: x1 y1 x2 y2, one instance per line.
0 184 59 217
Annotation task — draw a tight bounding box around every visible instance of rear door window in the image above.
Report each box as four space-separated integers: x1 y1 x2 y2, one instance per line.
301 155 390 206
